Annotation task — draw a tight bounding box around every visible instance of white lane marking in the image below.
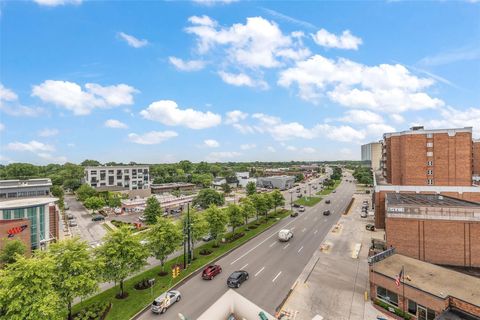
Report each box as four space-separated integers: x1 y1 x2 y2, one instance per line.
298 246 304 253
302 227 307 232
272 271 282 282
240 263 248 270
314 229 318 235
230 218 296 265
255 266 265 277
269 241 276 248
283 243 290 249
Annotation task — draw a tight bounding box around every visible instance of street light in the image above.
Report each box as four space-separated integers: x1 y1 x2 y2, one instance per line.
289 191 293 212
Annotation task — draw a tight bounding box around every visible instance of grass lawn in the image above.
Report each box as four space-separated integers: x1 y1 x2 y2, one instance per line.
294 196 322 206
316 179 341 196
73 209 291 320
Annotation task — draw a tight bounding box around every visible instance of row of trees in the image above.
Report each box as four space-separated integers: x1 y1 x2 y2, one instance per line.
352 166 373 185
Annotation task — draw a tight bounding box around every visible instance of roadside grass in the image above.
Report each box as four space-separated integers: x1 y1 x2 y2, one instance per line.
73 209 291 320
294 196 322 207
316 179 341 196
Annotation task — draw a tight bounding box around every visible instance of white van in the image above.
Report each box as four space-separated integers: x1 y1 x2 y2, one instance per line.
278 229 293 242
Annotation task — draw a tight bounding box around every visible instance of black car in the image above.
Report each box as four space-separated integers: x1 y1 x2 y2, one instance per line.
292 203 301 208
325 199 331 204
91 215 105 221
366 224 375 231
227 270 249 288
323 210 331 216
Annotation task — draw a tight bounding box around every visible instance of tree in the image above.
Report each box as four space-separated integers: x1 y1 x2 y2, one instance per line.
250 193 268 221
221 183 232 195
143 196 163 225
80 159 101 166
240 198 255 225
50 185 64 198
0 255 64 320
0 239 26 265
263 193 274 218
96 226 149 298
49 238 99 320
107 193 122 208
295 173 305 182
246 181 257 196
204 205 228 246
270 190 285 214
178 160 193 173
63 178 81 191
147 217 182 273
226 204 243 236
183 210 208 260
193 188 225 209
76 184 97 202
191 173 213 188
84 196 105 213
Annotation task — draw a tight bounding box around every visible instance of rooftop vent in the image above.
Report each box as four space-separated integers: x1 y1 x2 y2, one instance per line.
410 126 424 131
438 195 444 200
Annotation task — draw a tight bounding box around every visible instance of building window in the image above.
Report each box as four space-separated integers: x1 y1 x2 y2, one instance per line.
408 300 417 315
427 161 433 166
108 170 114 174
427 169 433 175
376 286 398 306
91 170 97 175
14 208 24 219
426 133 433 138
426 151 433 157
8 192 17 198
27 206 38 249
426 142 433 148
418 305 436 320
0 193 6 199
3 210 12 219
427 179 433 185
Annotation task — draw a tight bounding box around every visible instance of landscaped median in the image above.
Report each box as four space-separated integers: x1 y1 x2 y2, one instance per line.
316 179 341 196
72 209 291 320
294 196 322 206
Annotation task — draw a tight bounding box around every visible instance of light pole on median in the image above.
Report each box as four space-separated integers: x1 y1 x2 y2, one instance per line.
289 191 293 212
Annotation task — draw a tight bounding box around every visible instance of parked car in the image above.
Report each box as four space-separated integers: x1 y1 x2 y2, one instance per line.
64 204 70 210
202 265 222 280
278 229 293 242
325 199 331 204
227 271 249 288
202 234 214 242
290 211 298 217
299 206 305 212
151 290 181 314
366 224 375 231
139 215 147 222
332 190 336 193
323 210 331 216
68 219 77 227
292 203 300 208
171 208 182 215
360 212 368 218
66 213 74 220
92 215 105 221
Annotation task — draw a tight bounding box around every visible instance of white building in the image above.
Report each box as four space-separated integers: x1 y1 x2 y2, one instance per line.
236 172 257 188
257 175 295 190
84 165 149 190
0 178 51 199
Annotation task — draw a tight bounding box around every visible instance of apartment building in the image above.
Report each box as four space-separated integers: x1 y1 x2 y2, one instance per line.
362 142 382 171
84 165 149 190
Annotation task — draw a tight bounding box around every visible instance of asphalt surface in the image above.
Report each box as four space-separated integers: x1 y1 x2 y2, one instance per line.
137 173 355 320
65 195 106 246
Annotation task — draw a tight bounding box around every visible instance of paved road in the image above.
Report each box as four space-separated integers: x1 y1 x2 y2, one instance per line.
137 173 355 320
65 195 106 246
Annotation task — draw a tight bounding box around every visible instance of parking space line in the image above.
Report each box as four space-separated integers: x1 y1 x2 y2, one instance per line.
255 266 265 277
298 246 304 253
269 241 276 248
240 263 248 270
283 243 290 249
272 271 282 282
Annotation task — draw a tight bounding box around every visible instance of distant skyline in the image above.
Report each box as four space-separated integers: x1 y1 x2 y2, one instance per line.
1 0 479 164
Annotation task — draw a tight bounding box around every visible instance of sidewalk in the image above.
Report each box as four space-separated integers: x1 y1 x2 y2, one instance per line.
279 193 392 320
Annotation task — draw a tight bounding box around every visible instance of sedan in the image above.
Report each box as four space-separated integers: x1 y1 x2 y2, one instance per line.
290 211 298 217
323 210 331 216
151 290 181 314
91 215 105 221
68 219 78 227
202 265 222 280
366 224 375 231
227 271 249 288
299 206 305 212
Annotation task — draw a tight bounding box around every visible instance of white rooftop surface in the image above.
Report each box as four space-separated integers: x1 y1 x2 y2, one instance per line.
0 197 58 209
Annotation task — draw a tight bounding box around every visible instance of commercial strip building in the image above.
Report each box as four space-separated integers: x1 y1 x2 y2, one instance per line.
369 253 480 320
236 172 257 188
150 182 195 194
84 165 150 191
361 142 382 171
256 175 295 190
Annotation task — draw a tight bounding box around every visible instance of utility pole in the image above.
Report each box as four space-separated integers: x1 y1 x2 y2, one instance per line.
183 216 187 269
289 191 293 212
187 203 192 264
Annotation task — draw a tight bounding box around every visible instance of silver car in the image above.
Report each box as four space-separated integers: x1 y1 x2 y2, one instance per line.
151 290 181 314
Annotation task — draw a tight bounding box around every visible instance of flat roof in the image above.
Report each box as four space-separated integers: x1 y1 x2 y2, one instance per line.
373 254 480 307
151 183 195 188
384 127 472 138
85 165 149 169
386 193 480 208
0 178 52 189
0 197 58 210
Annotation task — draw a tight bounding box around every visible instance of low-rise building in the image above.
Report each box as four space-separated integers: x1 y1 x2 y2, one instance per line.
0 178 51 199
84 165 149 190
236 172 257 188
150 183 195 194
256 175 295 190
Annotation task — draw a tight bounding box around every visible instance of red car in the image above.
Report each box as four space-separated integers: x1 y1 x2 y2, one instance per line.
202 265 222 280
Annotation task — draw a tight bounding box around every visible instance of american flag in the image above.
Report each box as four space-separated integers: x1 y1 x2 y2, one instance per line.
395 267 404 287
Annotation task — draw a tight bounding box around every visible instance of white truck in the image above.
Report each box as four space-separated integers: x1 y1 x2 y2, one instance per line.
278 229 293 242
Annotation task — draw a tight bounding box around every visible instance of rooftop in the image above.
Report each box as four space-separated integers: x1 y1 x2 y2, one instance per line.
373 254 480 307
383 126 472 138
386 193 480 208
0 178 52 189
0 197 58 210
151 182 195 188
85 165 149 169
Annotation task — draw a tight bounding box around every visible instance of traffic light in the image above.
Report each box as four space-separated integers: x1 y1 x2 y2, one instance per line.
172 266 181 278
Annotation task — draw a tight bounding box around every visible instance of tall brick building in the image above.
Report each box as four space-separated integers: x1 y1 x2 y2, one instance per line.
474 139 480 186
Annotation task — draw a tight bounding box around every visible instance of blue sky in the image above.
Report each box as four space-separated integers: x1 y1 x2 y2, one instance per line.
1 0 479 164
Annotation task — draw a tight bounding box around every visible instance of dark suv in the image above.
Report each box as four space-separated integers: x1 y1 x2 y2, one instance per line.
202 265 222 280
227 270 249 288
323 210 331 216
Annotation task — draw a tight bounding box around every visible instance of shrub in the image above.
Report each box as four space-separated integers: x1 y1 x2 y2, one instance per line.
200 249 213 255
225 232 245 243
134 278 153 290
73 302 111 320
374 299 411 320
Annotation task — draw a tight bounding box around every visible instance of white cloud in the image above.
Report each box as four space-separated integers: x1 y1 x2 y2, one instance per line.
33 0 81 6
240 144 256 150
205 151 241 162
286 145 297 151
104 119 128 129
0 84 18 101
390 114 405 124
169 57 206 71
38 128 59 137
37 153 67 164
267 146 276 152
0 83 45 117
252 113 317 140
225 110 248 124
302 147 316 154
311 29 362 50
339 110 384 124
32 80 138 115
128 131 178 145
7 140 55 153
366 123 396 137
218 71 268 89
424 106 480 137
117 32 149 48
316 124 366 142
140 100 221 129
232 123 256 134
203 139 220 148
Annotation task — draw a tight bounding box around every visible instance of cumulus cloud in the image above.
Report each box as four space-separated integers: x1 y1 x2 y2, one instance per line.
311 29 362 50
169 57 206 71
203 139 220 148
32 80 138 115
6 140 55 153
390 114 405 124
0 84 18 101
240 143 256 150
128 131 178 145
218 71 268 89
140 100 221 129
0 83 45 117
104 119 128 129
267 146 276 152
302 147 316 153
33 0 81 6
39 128 59 137
339 110 384 124
205 151 241 162
424 106 480 137
117 32 149 48
225 110 248 124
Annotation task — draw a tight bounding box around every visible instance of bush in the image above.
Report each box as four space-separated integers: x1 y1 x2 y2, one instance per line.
374 299 411 320
225 232 245 243
134 278 153 290
200 248 213 255
73 302 111 320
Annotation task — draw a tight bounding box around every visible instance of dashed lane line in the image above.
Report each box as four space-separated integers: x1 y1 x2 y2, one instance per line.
298 246 304 253
272 271 282 282
255 266 265 277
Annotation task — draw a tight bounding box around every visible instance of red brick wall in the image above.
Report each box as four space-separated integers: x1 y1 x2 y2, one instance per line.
474 141 480 175
49 204 59 241
0 219 31 254
449 297 480 317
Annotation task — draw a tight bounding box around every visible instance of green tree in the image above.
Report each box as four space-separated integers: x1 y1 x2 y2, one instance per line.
0 239 26 265
96 226 149 298
63 178 81 191
49 238 99 320
204 205 228 246
178 160 193 173
226 204 243 236
84 196 105 213
270 190 285 214
80 159 101 166
295 173 305 182
240 198 255 225
245 181 257 196
144 196 163 225
107 193 122 208
147 217 182 273
76 184 97 202
185 210 208 259
263 193 274 218
250 193 267 221
50 185 64 198
0 255 64 320
221 183 232 195
191 173 213 188
193 188 225 209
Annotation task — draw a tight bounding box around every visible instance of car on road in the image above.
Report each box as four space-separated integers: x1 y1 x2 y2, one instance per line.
360 212 368 218
292 203 300 208
68 219 77 227
202 234 214 242
202 265 222 280
91 215 105 221
290 211 298 217
278 229 293 242
332 190 336 193
151 290 181 314
325 199 331 204
170 208 182 215
66 213 74 220
366 224 375 231
299 206 305 212
323 210 331 216
227 270 249 288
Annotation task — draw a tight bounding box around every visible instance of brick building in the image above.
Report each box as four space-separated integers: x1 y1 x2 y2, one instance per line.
384 193 480 268
369 253 480 320
474 139 480 186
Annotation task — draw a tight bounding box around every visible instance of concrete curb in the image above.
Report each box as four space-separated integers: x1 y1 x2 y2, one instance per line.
130 212 291 320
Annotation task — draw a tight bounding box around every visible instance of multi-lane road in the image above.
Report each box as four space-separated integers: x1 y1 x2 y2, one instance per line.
137 173 356 320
